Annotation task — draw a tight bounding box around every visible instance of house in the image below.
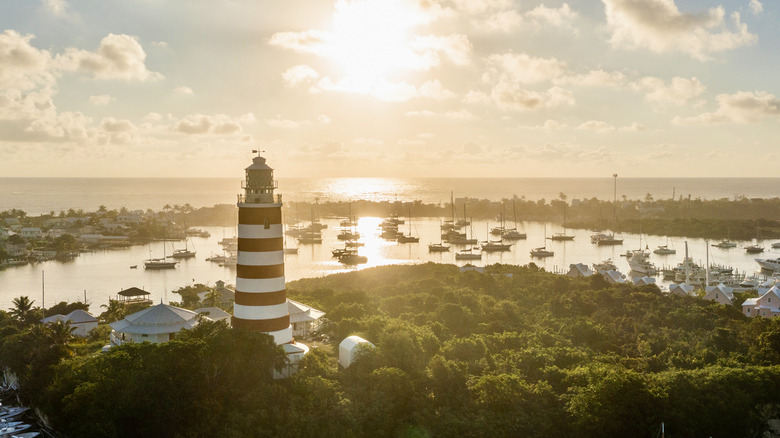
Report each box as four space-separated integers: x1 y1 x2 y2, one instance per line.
339 335 375 369
632 276 656 286
117 213 144 224
742 286 780 318
41 309 98 337
197 280 235 306
288 299 325 338
20 228 43 239
669 283 695 296
195 307 231 323
109 303 208 346
703 284 734 306
566 263 594 278
602 270 626 284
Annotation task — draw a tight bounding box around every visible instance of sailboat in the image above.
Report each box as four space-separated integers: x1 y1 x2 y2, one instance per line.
501 199 527 240
170 227 196 259
283 224 298 254
550 204 574 241
530 226 554 257
397 207 420 243
491 202 506 236
144 241 177 269
653 236 676 255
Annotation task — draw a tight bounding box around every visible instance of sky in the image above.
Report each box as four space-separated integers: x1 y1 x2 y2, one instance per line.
1 0 778 178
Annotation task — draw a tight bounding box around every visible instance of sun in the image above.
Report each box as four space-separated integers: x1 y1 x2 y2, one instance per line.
328 0 426 86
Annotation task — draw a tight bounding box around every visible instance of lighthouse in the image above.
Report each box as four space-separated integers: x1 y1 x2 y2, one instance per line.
232 151 292 345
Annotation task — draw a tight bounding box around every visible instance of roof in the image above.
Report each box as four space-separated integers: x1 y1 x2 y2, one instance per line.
110 303 205 335
567 263 594 277
41 309 98 325
118 287 151 297
194 307 231 321
632 276 656 286
246 155 273 171
339 335 373 350
705 283 734 297
603 270 625 283
287 298 325 324
669 283 695 295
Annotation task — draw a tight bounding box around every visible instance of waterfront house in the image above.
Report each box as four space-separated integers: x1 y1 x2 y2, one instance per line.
109 303 207 347
602 270 626 284
632 276 656 286
197 280 235 306
288 299 325 338
703 284 734 306
566 263 595 278
195 307 231 323
117 213 144 224
742 286 780 318
20 227 43 239
669 283 695 297
41 309 98 337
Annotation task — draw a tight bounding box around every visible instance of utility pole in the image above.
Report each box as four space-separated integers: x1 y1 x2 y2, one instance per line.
612 173 618 222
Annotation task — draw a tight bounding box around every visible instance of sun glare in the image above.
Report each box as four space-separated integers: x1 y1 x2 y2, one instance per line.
329 0 423 86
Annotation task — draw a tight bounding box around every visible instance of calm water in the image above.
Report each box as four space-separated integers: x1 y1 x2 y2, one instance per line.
1 218 778 312
3 177 780 215
2 177 780 312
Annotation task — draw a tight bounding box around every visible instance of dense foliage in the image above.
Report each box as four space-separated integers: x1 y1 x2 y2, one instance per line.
4 263 780 436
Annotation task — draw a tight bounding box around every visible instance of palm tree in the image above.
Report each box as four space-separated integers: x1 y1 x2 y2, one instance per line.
100 299 126 323
46 319 75 347
204 288 222 308
9 296 34 323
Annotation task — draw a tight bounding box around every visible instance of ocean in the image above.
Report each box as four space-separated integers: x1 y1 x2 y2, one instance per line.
1 177 780 312
2 177 780 216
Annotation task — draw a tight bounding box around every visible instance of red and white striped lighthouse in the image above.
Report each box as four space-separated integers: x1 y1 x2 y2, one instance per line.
232 152 292 345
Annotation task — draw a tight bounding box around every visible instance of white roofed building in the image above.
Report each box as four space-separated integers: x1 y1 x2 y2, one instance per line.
669 283 695 297
602 270 626 284
566 263 595 278
339 335 375 369
109 303 207 347
288 299 325 338
41 309 98 337
743 286 780 318
632 276 657 286
703 284 734 306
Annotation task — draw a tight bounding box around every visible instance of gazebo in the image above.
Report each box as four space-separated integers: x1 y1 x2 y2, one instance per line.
109 303 206 346
117 287 152 304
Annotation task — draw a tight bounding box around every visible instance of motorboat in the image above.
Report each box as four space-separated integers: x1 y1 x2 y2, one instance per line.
653 245 676 255
712 240 737 249
756 258 780 272
338 251 367 265
628 252 657 275
337 229 360 241
773 242 780 249
529 247 554 258
455 248 482 260
501 228 526 240
397 235 420 243
428 243 450 252
745 244 764 254
480 240 511 252
590 232 623 246
298 232 322 244
593 259 618 275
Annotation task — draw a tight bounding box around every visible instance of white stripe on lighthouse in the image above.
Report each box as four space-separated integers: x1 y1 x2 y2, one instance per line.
233 302 289 320
238 251 284 266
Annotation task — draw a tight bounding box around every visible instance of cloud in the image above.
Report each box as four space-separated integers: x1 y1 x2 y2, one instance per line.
264 114 331 128
620 122 647 132
43 0 68 16
672 91 780 125
490 83 574 111
602 0 757 59
525 4 577 28
484 53 567 84
57 34 163 81
556 69 627 87
89 94 113 105
577 120 616 133
418 80 457 100
173 86 193 95
173 113 253 135
0 30 55 90
630 76 705 105
405 109 475 119
281 65 320 87
749 0 763 16
353 137 384 146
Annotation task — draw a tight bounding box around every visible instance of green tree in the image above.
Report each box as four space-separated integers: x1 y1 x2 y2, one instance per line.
9 296 35 325
100 299 125 323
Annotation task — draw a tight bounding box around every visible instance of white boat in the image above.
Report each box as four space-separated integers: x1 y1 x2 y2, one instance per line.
428 243 450 252
593 259 618 275
712 240 737 248
501 200 527 240
480 240 511 252
590 232 623 246
455 248 482 260
549 204 574 241
653 245 676 255
338 251 367 265
0 423 31 435
757 258 780 272
530 247 554 258
772 242 780 249
143 244 176 269
628 251 657 275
